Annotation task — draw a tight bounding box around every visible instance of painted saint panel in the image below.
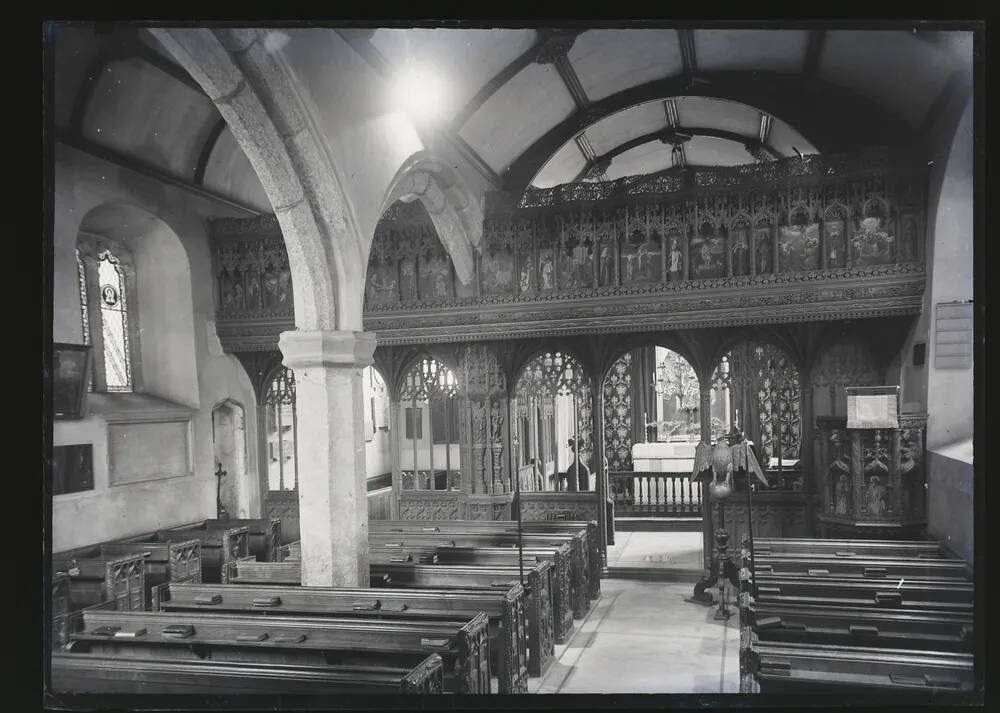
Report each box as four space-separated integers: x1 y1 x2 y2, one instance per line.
779 223 820 272
518 248 536 294
559 238 594 290
366 262 398 305
850 216 895 266
619 233 641 284
596 241 616 287
419 256 452 300
753 227 773 275
823 220 847 269
480 248 516 295
398 256 418 302
537 248 556 291
665 234 684 282
898 213 920 262
730 229 750 276
635 232 662 283
690 236 725 279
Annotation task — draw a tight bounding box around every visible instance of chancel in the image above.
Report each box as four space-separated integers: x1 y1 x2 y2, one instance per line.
45 22 979 702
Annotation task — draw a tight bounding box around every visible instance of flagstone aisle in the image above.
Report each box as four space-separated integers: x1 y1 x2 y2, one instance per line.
529 578 741 694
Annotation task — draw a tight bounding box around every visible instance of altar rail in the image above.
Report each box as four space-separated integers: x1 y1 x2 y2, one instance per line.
609 472 702 518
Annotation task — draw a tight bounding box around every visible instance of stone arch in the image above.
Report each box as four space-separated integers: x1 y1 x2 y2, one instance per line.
381 152 485 285
149 28 358 330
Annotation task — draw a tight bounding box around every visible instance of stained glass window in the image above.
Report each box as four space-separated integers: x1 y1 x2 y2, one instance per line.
264 366 298 491
97 250 132 392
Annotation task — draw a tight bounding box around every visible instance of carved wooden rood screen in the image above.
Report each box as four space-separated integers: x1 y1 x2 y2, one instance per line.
210 147 927 350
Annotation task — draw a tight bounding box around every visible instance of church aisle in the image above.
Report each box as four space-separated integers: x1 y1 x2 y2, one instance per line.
530 579 740 694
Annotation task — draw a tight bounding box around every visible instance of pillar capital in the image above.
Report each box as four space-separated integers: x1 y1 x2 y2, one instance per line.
278 329 376 371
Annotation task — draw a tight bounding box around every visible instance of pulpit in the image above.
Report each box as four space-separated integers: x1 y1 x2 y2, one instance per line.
814 414 928 538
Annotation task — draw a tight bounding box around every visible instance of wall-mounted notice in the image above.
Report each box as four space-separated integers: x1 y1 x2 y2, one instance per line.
846 386 900 429
935 301 973 369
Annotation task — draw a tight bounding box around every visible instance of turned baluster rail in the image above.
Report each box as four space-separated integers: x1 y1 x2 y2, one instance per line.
609 472 702 517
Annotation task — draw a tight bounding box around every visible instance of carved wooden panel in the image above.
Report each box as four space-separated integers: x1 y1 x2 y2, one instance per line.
603 351 632 470
397 494 463 521
210 149 927 350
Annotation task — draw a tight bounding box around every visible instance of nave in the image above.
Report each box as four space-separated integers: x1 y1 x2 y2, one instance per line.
45 21 979 706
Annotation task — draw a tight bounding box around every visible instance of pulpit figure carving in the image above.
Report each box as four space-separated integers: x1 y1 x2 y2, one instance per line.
835 473 851 515
866 475 887 515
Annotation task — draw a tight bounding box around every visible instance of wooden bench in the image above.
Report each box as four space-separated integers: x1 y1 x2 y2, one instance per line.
370 519 603 599
754 537 948 559
99 539 202 610
368 541 575 645
230 558 555 679
369 530 590 619
156 525 249 583
752 554 972 581
53 552 148 612
52 572 72 650
368 561 555 678
185 518 282 563
51 552 148 651
52 651 445 694
69 608 490 694
748 602 974 652
753 574 974 612
158 581 528 694
753 640 974 692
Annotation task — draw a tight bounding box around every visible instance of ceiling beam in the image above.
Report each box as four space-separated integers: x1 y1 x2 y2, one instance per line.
531 30 590 111
502 70 917 192
335 29 503 189
57 130 262 216
193 116 228 186
803 30 826 77
677 29 699 76
571 126 782 182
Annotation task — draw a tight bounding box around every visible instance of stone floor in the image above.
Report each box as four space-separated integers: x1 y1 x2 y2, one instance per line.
529 578 740 694
606 530 705 569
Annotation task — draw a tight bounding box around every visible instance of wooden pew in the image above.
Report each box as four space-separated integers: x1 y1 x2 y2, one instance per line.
158 581 529 694
52 552 147 613
748 602 974 652
192 518 282 563
99 539 202 610
52 651 445 695
370 520 603 599
753 640 974 692
69 609 490 694
752 555 972 582
368 542 575 645
753 574 974 613
52 572 72 650
156 525 249 583
51 552 148 650
230 558 556 679
285 530 589 622
754 537 948 559
369 530 590 619
368 561 555 678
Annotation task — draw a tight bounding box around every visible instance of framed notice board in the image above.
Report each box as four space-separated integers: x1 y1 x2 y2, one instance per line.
846 386 900 429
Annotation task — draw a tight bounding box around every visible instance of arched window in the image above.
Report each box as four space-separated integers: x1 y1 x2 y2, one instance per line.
398 357 461 491
263 366 298 491
76 234 142 393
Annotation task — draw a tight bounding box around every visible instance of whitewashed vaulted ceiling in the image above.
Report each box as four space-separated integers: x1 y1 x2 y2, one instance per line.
54 25 972 213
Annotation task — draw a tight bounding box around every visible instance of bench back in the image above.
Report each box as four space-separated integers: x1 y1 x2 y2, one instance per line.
753 555 971 581
754 640 974 691
753 538 946 559
754 574 974 611
51 651 444 695
53 552 147 612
